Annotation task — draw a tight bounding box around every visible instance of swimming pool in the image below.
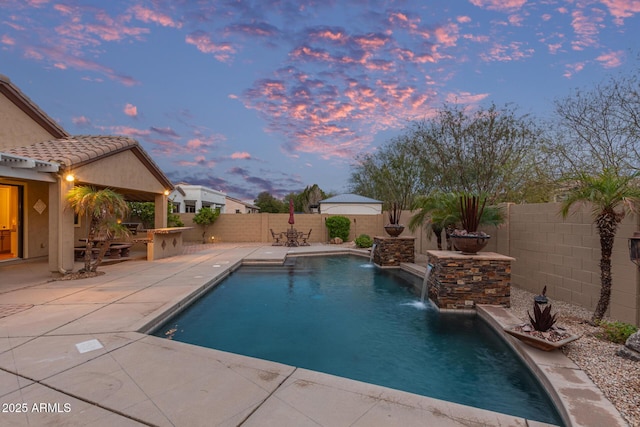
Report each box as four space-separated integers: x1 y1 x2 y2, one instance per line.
152 255 563 425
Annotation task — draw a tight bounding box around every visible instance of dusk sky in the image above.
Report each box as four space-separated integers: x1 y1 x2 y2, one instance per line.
2 1 639 201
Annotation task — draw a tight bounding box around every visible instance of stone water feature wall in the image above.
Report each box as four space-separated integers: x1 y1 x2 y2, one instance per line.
373 236 415 266
427 250 513 310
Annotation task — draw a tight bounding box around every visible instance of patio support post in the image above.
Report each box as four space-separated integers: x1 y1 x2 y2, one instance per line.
155 193 168 228
48 177 75 273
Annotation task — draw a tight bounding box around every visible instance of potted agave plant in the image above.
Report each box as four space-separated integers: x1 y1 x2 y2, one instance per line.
384 202 405 237
505 287 579 351
449 194 491 254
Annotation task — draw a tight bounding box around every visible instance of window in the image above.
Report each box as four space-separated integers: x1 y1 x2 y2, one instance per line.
235 209 241 214
185 202 196 213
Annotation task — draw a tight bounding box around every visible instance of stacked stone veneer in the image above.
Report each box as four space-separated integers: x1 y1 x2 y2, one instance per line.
427 250 513 309
373 236 415 266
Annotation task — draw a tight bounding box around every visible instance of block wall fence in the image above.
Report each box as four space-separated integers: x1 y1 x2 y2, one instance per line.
177 203 640 325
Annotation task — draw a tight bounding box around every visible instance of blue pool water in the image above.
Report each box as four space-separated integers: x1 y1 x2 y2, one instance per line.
152 255 562 425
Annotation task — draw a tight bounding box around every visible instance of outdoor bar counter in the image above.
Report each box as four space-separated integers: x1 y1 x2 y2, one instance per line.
142 227 192 261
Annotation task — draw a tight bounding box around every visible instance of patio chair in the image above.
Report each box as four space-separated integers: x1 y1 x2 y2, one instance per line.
270 229 283 246
300 229 312 246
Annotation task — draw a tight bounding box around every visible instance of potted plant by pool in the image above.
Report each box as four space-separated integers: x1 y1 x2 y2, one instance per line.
505 288 579 351
384 202 405 237
449 194 500 254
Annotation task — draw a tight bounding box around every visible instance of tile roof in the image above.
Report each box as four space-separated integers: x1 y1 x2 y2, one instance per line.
7 135 173 189
8 135 138 168
320 193 383 204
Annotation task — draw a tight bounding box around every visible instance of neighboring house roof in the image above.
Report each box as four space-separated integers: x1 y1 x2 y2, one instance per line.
226 195 260 210
7 135 173 190
0 74 68 139
320 193 382 204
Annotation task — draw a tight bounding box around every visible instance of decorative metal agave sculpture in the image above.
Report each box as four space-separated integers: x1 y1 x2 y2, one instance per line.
528 301 558 332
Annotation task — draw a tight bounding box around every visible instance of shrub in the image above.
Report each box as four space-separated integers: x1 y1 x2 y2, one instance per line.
325 216 351 241
597 321 638 344
355 234 373 248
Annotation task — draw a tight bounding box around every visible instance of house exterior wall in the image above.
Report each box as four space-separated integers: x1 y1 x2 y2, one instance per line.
73 150 167 194
170 185 226 213
225 198 258 214
0 95 55 148
319 202 382 215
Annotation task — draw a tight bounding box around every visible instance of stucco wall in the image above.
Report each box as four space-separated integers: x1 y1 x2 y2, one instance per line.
24 180 50 258
0 95 56 148
74 150 167 194
177 212 388 244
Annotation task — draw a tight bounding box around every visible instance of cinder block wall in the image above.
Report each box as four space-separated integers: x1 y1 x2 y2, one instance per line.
504 202 639 325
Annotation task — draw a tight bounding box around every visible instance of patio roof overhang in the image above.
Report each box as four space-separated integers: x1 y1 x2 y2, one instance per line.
0 152 59 182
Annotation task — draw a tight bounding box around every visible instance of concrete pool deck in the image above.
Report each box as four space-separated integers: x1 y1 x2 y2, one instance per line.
0 243 627 426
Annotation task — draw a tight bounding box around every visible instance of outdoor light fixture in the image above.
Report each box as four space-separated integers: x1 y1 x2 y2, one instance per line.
65 173 75 182
628 232 640 267
164 189 170 196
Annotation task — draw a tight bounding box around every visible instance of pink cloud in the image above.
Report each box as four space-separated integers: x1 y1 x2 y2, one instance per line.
231 152 252 159
469 0 527 12
129 5 182 28
177 155 216 168
570 9 604 51
71 115 91 127
434 23 459 47
185 31 236 62
445 91 490 105
596 50 625 68
480 41 534 61
563 61 586 78
1 35 16 45
457 16 472 23
599 0 640 24
124 103 137 117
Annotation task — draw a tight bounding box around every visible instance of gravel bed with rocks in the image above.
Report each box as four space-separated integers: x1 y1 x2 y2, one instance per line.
509 286 640 427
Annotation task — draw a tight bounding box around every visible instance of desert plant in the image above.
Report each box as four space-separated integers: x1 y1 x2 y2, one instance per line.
528 303 558 332
387 202 402 225
193 206 220 243
325 216 351 241
458 194 486 233
597 321 638 344
355 234 373 248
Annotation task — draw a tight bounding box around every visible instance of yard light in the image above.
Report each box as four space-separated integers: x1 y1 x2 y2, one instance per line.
628 232 640 267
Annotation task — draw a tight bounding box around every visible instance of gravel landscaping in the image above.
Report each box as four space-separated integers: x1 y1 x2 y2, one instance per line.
509 286 640 427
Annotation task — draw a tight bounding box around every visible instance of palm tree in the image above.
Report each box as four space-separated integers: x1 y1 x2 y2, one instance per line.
409 192 459 250
66 186 129 273
560 169 640 323
410 192 504 250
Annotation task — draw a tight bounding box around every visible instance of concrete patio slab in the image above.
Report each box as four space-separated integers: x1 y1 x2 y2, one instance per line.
1 381 145 426
0 304 101 337
0 332 141 381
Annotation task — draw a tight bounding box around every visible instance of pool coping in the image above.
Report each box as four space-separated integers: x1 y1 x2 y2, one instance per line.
0 244 628 426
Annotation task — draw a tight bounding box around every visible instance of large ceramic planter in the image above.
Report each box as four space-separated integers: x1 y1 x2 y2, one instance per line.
504 327 579 351
384 225 405 237
450 234 490 254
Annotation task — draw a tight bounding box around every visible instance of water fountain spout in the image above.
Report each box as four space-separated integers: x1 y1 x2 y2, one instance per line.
369 243 377 264
420 264 433 303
